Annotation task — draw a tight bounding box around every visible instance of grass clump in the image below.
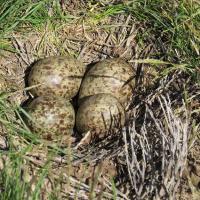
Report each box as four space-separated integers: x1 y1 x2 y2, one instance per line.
0 0 75 51
127 0 200 72
0 156 29 200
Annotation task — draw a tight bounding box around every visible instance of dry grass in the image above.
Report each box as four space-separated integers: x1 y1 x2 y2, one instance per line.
123 94 189 199
0 0 199 199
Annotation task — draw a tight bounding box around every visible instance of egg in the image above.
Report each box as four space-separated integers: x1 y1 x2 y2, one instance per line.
26 96 75 140
28 56 86 99
76 93 125 133
78 58 135 107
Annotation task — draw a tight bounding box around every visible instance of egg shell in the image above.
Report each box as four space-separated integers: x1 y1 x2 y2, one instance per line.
27 96 75 139
76 93 125 133
28 56 86 99
78 58 135 106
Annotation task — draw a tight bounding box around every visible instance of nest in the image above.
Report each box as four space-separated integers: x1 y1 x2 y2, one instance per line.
0 10 199 200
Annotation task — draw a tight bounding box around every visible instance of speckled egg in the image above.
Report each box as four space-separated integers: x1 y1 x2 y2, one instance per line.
28 56 86 99
76 93 125 133
78 58 135 107
26 96 75 140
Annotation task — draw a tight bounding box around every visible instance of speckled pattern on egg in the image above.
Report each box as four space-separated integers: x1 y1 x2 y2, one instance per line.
76 93 125 133
28 56 86 99
78 58 135 106
27 96 75 139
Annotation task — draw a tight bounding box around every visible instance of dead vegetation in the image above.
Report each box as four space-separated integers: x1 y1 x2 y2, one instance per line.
0 1 199 199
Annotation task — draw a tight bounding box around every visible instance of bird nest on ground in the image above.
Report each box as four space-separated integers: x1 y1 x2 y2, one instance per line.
0 12 199 200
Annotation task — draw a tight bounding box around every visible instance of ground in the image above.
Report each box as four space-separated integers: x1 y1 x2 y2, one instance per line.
0 0 199 199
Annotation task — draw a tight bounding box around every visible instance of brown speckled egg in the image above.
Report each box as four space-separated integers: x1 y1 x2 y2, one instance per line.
26 96 75 140
28 56 86 99
78 58 135 107
76 93 125 133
